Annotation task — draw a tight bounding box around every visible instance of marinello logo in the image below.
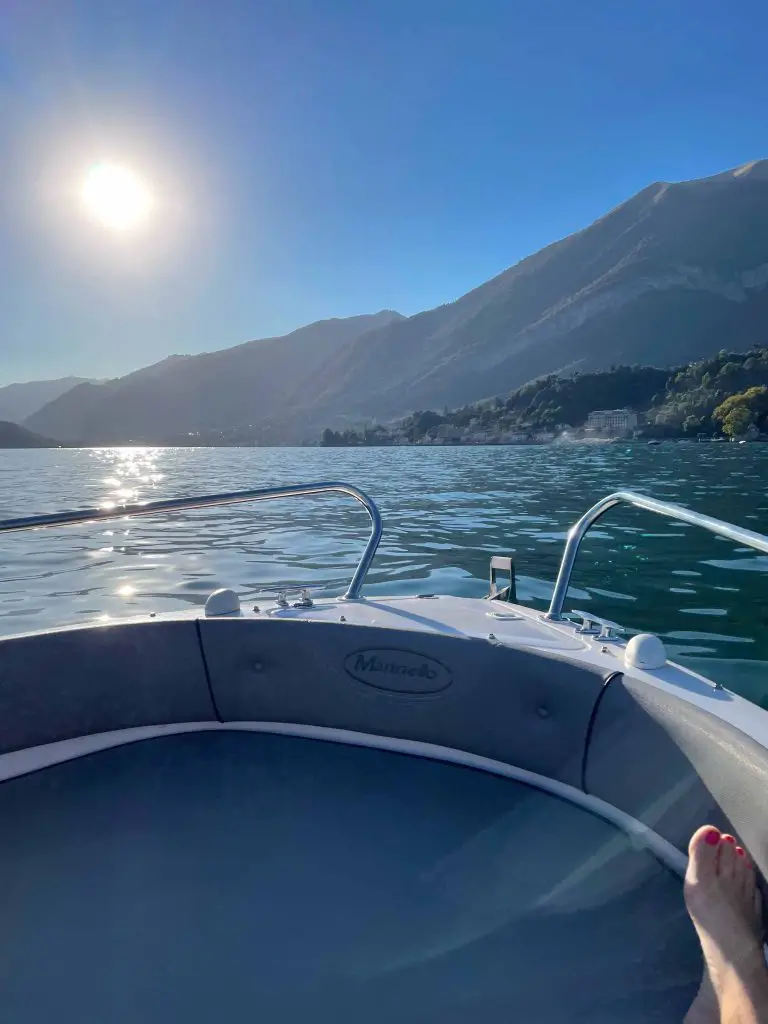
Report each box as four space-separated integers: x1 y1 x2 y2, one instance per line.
354 653 436 679
344 648 452 694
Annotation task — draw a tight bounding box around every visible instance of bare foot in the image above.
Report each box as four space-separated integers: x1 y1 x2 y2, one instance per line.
684 825 768 1024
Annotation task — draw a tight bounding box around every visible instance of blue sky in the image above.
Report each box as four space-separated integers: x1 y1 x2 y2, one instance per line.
1 0 766 385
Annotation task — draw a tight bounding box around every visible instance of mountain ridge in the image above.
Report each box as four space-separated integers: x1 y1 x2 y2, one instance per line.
25 159 768 444
286 160 768 428
26 311 403 443
0 377 94 423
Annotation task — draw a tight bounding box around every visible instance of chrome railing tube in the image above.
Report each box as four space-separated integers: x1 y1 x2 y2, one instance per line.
0 481 383 601
546 490 768 620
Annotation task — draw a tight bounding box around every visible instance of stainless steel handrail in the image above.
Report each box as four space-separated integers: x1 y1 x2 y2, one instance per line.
0 481 383 601
546 490 768 621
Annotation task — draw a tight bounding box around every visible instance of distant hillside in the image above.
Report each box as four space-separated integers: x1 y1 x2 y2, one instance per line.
0 377 92 423
321 346 768 444
24 159 768 445
292 159 768 430
322 367 671 445
26 312 403 443
0 421 56 448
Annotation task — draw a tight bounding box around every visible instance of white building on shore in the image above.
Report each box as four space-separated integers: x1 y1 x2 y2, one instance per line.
585 408 639 437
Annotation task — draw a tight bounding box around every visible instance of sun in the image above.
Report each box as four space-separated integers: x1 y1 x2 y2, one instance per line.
81 162 154 232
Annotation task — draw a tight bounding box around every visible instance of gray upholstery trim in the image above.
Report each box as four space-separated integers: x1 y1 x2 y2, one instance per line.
0 718 688 877
198 618 609 786
0 621 215 754
584 674 768 878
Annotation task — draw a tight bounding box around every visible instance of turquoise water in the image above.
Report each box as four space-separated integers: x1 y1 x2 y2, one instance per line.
0 443 766 703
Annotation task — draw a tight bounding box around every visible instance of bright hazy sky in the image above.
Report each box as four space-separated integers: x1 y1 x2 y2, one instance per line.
1 0 766 385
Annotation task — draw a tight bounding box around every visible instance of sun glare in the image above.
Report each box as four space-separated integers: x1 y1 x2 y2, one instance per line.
81 162 154 232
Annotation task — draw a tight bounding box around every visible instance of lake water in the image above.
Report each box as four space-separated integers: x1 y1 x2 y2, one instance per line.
1 443 767 705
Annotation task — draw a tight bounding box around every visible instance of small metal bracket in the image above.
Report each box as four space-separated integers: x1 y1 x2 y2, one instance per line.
277 588 314 609
488 554 516 603
569 609 624 641
597 622 622 642
568 610 599 635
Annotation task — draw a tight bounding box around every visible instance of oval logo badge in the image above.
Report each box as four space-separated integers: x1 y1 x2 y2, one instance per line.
344 648 453 694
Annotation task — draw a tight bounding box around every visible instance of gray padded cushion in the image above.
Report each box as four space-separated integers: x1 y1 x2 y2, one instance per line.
584 675 768 876
199 618 608 785
0 621 215 753
0 732 700 1024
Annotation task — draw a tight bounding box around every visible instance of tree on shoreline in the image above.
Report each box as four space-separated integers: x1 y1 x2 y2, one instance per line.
714 386 768 439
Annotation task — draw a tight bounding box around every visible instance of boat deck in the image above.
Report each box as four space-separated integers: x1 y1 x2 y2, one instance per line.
0 731 700 1023
267 594 590 651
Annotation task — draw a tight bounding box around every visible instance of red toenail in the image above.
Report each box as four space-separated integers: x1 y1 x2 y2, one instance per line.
737 847 745 856
705 830 720 845
723 835 736 843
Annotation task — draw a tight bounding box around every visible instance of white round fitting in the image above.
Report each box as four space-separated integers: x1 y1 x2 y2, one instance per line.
624 633 667 671
205 588 241 617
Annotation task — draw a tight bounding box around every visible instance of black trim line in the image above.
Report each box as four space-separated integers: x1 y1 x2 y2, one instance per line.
195 619 222 722
581 670 623 793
